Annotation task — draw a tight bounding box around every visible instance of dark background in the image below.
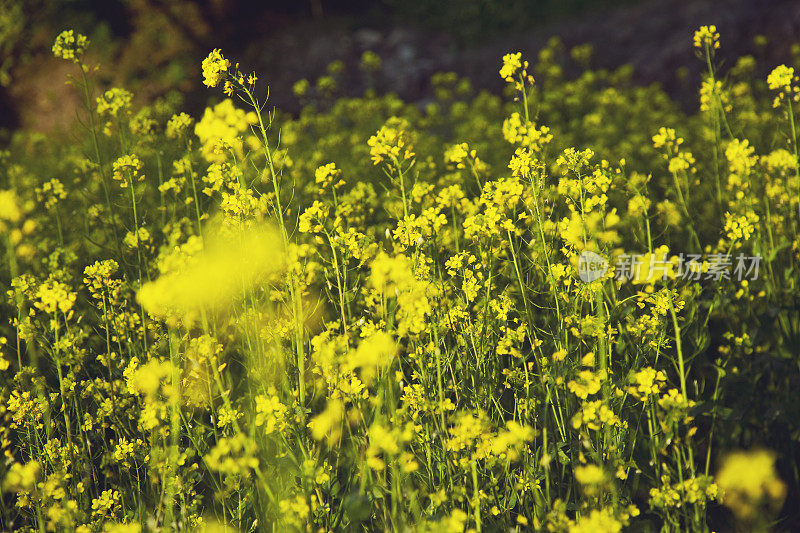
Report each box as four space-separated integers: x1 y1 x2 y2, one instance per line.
2 0 799 134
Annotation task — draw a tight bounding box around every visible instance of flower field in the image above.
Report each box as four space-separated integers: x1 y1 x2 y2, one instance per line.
1 23 798 532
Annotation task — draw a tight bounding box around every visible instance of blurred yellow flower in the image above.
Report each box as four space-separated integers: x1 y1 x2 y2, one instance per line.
717 449 787 522
137 222 284 322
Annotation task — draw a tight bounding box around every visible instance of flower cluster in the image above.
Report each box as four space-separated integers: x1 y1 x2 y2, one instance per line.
52 30 88 62
201 49 230 88
693 25 720 50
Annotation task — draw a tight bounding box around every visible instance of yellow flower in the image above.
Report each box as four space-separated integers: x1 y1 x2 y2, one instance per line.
308 399 345 446
572 400 621 431
767 64 795 91
127 358 173 397
490 421 534 460
137 223 284 322
279 495 311 528
627 195 650 217
194 99 257 162
360 50 381 72
503 113 552 151
569 508 622 533
52 30 88 62
206 434 259 476
499 52 522 81
369 252 431 336
123 227 150 249
36 178 67 209
0 189 22 224
111 437 137 466
254 392 288 434
292 79 310 97
366 423 401 470
367 117 415 166
575 464 607 487
347 332 397 383
628 367 666 401
441 509 468 533
3 461 40 492
112 154 144 187
96 88 132 117
166 112 194 139
693 25 720 50
652 127 682 150
202 49 230 88
668 151 695 174
761 148 797 172
724 210 759 242
314 162 343 190
716 449 786 522
298 200 329 234
217 406 243 429
568 369 605 399
447 411 489 454
631 246 676 284
91 489 121 520
0 337 9 371
34 278 77 315
444 142 470 168
699 79 730 112
725 139 757 176
104 524 141 533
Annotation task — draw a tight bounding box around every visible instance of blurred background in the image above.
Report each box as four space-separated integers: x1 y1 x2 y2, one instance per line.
1 0 799 134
